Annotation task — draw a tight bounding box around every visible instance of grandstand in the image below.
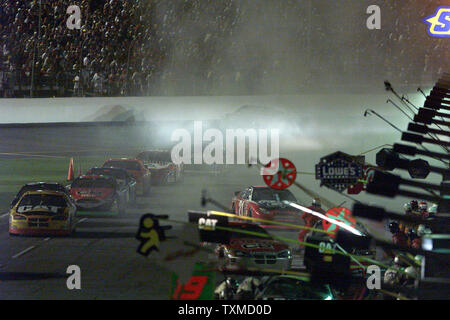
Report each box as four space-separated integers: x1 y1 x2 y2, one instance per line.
0 0 448 98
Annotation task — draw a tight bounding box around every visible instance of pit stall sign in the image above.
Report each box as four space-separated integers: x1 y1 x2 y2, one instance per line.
315 151 364 192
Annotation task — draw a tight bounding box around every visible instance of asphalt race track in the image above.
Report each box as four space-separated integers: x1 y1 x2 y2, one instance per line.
0 123 398 299
0 125 299 299
0 172 256 299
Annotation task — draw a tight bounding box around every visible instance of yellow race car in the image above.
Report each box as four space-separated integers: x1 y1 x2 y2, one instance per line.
9 190 77 236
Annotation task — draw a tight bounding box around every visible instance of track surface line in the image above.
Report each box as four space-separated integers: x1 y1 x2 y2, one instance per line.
12 246 36 259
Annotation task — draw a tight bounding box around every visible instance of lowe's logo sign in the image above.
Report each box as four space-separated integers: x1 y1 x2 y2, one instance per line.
319 162 359 179
315 151 364 192
424 6 450 37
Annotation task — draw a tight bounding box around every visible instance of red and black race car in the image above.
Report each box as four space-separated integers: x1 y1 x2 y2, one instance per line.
231 186 302 230
215 222 292 272
103 158 152 196
68 175 128 214
136 150 183 185
86 167 137 203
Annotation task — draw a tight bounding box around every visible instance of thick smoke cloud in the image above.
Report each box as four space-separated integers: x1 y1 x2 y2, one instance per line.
147 0 449 96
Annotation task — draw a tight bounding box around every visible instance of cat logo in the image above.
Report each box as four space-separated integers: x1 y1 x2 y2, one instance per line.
198 217 218 231
424 6 450 37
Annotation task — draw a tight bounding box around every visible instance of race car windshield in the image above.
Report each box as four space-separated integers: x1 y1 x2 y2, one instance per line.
71 179 115 189
252 189 297 202
87 169 127 181
11 184 67 207
19 184 66 194
18 194 67 209
103 161 141 171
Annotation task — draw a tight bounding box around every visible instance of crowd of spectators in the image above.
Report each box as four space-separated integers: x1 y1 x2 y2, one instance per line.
0 0 447 98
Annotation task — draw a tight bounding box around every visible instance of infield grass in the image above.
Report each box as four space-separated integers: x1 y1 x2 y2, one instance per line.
0 156 116 193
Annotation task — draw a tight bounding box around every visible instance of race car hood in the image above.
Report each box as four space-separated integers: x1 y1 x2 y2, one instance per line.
146 163 170 174
255 200 297 214
70 188 114 200
14 207 67 215
145 162 170 169
227 238 288 253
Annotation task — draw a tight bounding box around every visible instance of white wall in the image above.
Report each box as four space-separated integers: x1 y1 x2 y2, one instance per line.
0 91 427 124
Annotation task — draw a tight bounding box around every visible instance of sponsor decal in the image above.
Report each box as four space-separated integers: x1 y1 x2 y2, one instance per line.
315 151 364 192
322 207 356 239
424 6 450 37
261 158 297 190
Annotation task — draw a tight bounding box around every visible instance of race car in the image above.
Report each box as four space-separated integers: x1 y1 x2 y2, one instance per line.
215 222 292 272
254 275 334 300
10 182 72 208
102 158 152 195
231 186 302 229
136 150 183 185
9 190 77 236
68 175 128 214
86 167 137 203
304 217 376 278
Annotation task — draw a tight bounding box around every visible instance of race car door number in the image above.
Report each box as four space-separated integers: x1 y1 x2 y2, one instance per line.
318 241 337 254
